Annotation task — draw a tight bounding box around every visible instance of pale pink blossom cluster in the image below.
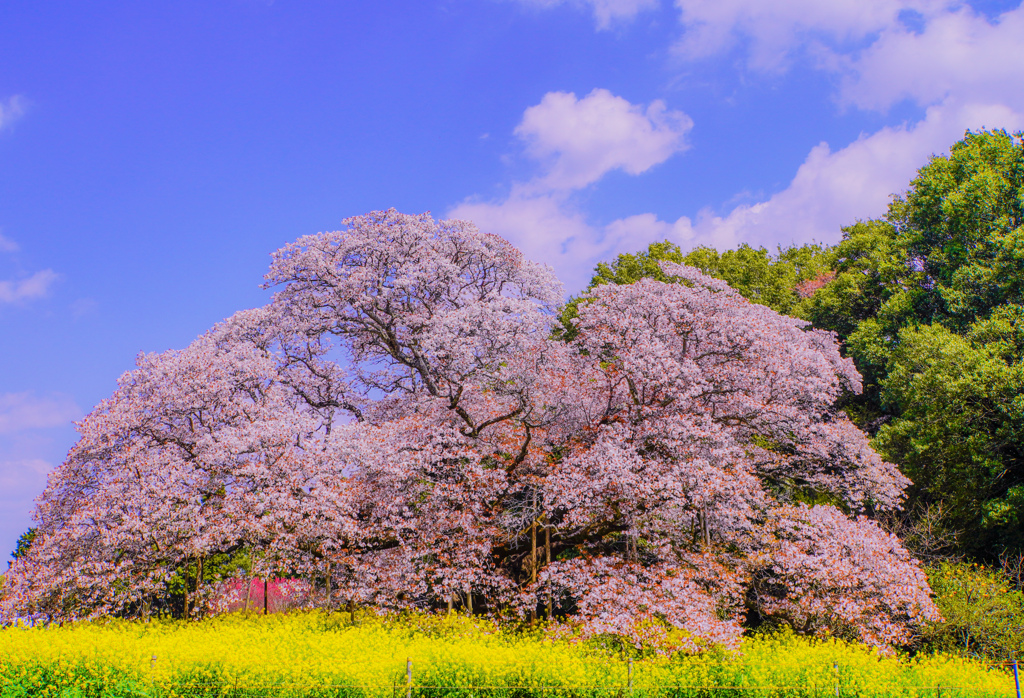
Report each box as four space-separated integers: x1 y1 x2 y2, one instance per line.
2 209 937 650
751 504 940 647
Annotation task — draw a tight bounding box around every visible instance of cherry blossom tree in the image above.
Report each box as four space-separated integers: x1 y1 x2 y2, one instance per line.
751 504 939 647
1 309 351 618
4 209 938 650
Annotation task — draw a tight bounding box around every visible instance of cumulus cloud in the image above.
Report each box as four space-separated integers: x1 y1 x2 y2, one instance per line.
657 1 1024 257
472 99 1019 287
0 232 18 253
0 269 59 304
452 190 678 291
459 1 1024 291
451 189 605 290
450 89 692 290
516 89 692 190
667 0 1024 114
611 100 1024 253
0 391 76 558
0 393 82 434
671 0 948 71
512 0 660 29
838 4 1024 112
660 1 1024 252
0 95 27 132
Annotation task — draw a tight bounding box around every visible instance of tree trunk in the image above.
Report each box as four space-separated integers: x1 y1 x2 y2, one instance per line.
244 549 254 613
697 508 711 549
545 516 552 619
193 556 204 616
325 562 333 610
183 557 191 619
530 489 538 625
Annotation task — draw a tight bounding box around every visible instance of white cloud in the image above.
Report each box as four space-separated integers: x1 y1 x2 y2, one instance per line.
0 95 27 132
450 90 692 290
451 190 686 291
0 269 59 304
0 232 18 253
659 2 1024 256
672 0 946 71
458 2 1024 292
512 0 660 29
516 89 693 190
612 100 1024 253
0 392 82 434
668 0 1024 115
838 4 1024 112
603 211 696 249
450 188 598 290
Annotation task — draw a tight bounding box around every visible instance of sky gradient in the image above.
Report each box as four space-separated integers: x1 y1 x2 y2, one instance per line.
2 0 1023 561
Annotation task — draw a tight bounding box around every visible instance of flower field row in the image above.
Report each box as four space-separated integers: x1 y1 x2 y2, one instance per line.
0 612 1017 698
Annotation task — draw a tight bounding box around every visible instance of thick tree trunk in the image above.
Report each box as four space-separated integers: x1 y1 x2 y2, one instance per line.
182 557 191 619
545 516 552 619
325 562 332 609
244 549 254 612
695 509 711 549
530 489 538 625
193 556 204 616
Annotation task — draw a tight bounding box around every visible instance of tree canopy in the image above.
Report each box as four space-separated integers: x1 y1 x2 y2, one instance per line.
558 241 832 339
804 129 1024 557
574 130 1024 562
1 210 934 651
10 129 1020 648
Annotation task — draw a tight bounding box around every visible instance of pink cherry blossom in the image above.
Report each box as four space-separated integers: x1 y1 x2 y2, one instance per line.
3 210 935 650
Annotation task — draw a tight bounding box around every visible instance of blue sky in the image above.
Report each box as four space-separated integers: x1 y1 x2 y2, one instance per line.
2 0 1023 560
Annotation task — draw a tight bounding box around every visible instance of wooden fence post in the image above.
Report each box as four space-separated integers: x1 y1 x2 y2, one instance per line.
406 658 413 698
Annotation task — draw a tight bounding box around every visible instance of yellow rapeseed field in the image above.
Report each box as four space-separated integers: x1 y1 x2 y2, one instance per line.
0 612 1016 698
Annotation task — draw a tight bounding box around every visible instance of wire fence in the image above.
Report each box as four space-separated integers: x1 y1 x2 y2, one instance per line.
114 683 1016 698
107 657 1021 698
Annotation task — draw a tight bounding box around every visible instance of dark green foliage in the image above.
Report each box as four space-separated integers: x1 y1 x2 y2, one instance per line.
558 240 831 339
874 321 1024 553
805 129 1024 384
153 548 253 618
891 129 1024 330
11 528 36 560
801 130 1024 559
